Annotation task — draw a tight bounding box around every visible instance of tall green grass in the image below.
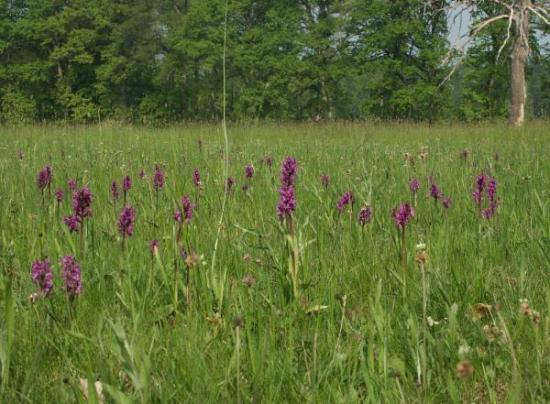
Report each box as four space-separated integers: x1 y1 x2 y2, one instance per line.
0 122 548 402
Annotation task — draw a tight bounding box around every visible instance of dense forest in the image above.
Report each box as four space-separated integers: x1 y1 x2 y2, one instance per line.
0 0 549 124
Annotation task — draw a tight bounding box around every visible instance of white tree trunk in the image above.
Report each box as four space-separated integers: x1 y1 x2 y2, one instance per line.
509 0 530 126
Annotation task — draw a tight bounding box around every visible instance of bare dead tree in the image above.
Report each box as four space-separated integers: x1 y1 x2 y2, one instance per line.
443 0 550 126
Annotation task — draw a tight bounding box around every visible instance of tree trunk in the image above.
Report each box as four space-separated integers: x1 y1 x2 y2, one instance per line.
509 0 530 126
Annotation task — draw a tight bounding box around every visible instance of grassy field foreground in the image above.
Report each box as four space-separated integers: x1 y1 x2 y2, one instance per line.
0 123 549 402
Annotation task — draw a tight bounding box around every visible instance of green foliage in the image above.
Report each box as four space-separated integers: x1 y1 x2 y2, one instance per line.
345 0 450 121
0 1 549 123
454 5 510 121
1 87 37 124
529 25 550 118
529 55 550 118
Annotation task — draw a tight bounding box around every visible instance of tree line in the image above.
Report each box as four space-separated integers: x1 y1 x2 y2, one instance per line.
0 0 548 124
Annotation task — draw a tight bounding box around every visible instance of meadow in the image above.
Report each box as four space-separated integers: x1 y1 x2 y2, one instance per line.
0 122 548 403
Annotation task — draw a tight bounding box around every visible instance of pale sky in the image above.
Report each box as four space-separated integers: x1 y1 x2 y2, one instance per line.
447 5 549 52
448 5 472 49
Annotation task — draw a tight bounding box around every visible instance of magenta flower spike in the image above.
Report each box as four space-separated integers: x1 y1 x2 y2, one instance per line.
391 203 415 230
68 178 78 192
245 164 255 179
37 166 52 191
122 176 132 193
337 191 354 212
193 168 201 187
473 173 487 206
473 173 499 219
487 178 497 203
174 209 183 224
31 259 54 296
276 157 300 299
409 178 420 194
60 255 82 296
225 177 235 192
72 186 93 219
428 176 441 200
111 181 120 201
482 177 499 218
280 157 297 187
181 196 195 224
118 205 135 237
64 215 80 232
358 205 373 226
64 186 92 233
153 165 165 191
277 157 298 220
55 188 64 202
277 185 296 220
